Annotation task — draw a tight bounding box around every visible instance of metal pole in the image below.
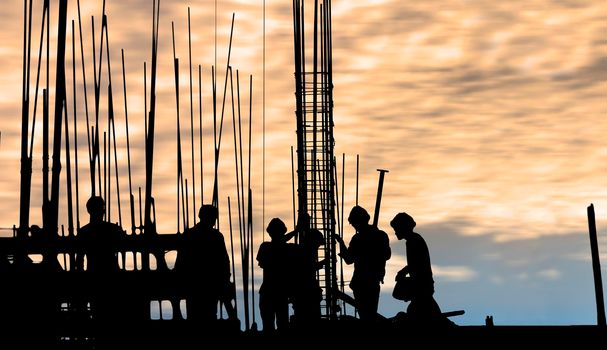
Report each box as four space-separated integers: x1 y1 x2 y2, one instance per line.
212 13 236 211
228 197 238 316
355 154 359 206
18 0 33 240
28 0 49 163
76 0 93 196
229 67 243 253
72 20 81 231
122 50 135 235
48 0 69 236
291 146 296 231
64 102 74 239
587 204 606 326
198 65 204 206
188 8 197 224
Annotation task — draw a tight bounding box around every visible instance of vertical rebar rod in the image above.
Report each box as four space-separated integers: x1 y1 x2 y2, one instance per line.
247 76 256 328
77 0 94 196
72 20 81 231
198 65 204 206
103 131 107 216
42 89 49 223
18 0 33 240
28 0 49 162
340 153 346 311
262 0 266 260
237 71 245 241
212 14 236 211
291 146 296 230
122 50 135 235
248 189 256 328
356 154 359 206
188 8 197 223
229 68 243 258
64 101 74 240
105 13 122 226
18 0 33 239
172 21 186 232
144 61 147 141
48 0 69 236
110 110 122 227
228 197 238 316
144 0 161 249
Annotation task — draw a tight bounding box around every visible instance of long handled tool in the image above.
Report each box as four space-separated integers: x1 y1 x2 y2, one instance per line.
372 169 389 227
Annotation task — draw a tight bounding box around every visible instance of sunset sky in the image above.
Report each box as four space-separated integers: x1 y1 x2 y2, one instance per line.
1 0 607 326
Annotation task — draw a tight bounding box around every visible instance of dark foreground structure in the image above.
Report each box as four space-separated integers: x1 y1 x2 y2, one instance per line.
1 233 604 348
6 0 607 347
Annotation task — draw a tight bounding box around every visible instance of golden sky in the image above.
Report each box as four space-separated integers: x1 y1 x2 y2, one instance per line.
1 0 607 325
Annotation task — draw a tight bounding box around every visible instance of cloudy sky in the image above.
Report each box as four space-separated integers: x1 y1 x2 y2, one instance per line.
1 0 607 326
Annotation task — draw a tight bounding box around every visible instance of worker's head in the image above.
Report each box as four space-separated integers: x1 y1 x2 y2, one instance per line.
348 206 370 230
390 212 416 240
198 204 219 228
86 196 106 222
266 218 287 241
30 225 43 238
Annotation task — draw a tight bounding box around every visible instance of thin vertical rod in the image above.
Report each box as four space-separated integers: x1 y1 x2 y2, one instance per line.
103 131 107 216
77 0 94 195
172 21 186 232
64 102 74 238
188 8 197 223
42 89 49 222
340 153 346 310
248 189 255 327
237 71 245 240
105 14 122 226
144 0 161 242
122 50 135 235
355 154 359 206
72 20 81 231
111 110 122 227
228 197 238 316
247 75 256 327
48 0 69 235
212 14 236 209
29 0 50 161
144 62 147 140
247 76 253 220
291 146 296 230
92 14 104 197
198 65 204 206
263 0 266 252
229 68 243 255
185 180 190 229
18 0 33 238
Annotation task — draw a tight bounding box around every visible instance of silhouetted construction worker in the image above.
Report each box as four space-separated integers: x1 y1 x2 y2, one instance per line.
75 196 126 330
288 213 325 328
390 212 443 326
334 206 391 322
76 197 126 273
257 218 294 332
175 204 234 326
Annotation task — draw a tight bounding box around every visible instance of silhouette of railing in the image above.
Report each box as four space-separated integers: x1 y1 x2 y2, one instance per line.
0 234 237 345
